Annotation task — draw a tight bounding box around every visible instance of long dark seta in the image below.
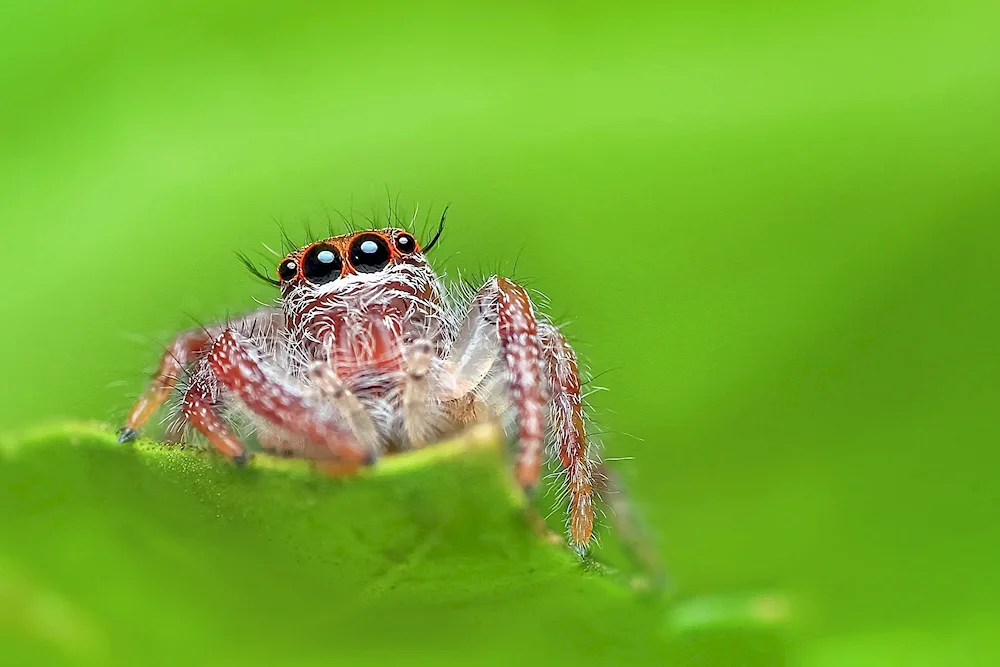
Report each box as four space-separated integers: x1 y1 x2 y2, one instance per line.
276 221 298 254
423 204 450 253
236 251 281 286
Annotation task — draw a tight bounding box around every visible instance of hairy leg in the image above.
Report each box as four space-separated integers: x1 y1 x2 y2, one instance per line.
119 329 210 443
181 368 250 464
308 362 380 451
494 277 548 492
118 309 281 443
538 323 596 553
540 326 662 571
445 280 597 552
400 339 437 447
447 277 546 490
181 328 373 465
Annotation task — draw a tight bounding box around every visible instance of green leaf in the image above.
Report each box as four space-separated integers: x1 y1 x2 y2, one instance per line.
1 423 697 666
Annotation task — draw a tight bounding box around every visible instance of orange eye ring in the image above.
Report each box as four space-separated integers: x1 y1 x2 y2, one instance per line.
349 234 391 273
301 243 344 285
394 232 417 254
278 258 298 282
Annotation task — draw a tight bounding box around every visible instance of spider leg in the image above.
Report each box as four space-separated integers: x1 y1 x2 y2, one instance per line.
400 339 438 447
538 323 596 553
118 309 281 443
255 426 364 476
446 278 597 552
181 368 250 465
441 292 499 401
256 429 300 458
540 324 660 567
119 329 211 443
182 328 374 465
307 362 380 451
449 277 546 491
162 417 187 445
488 277 548 492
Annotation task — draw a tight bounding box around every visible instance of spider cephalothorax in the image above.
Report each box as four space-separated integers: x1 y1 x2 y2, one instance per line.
120 218 598 552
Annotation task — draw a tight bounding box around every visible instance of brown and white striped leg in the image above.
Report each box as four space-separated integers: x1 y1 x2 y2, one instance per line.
181 368 251 464
181 329 372 465
452 277 546 491
493 278 546 492
446 277 591 550
539 323 596 553
119 308 282 443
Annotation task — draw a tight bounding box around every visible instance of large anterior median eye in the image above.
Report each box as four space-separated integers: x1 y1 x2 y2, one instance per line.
301 244 343 284
349 234 391 273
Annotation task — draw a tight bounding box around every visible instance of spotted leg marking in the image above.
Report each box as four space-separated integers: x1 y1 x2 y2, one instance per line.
492 277 547 492
539 323 595 552
183 329 373 465
446 277 546 490
182 369 250 464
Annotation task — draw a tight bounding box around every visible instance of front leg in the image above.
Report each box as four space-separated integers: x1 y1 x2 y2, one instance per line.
118 329 210 443
493 278 548 492
446 277 596 553
450 277 549 491
182 328 373 466
446 278 547 487
118 309 281 443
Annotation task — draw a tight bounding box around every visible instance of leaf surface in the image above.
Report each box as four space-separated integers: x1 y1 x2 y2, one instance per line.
0 423 675 666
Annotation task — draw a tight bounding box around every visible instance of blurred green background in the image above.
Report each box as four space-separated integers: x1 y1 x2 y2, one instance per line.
2 0 999 664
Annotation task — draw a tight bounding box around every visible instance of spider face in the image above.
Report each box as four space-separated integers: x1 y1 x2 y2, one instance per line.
276 229 423 289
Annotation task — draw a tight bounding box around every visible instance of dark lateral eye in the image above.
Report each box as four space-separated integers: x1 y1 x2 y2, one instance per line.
394 233 416 254
301 244 343 284
278 258 298 282
349 234 390 273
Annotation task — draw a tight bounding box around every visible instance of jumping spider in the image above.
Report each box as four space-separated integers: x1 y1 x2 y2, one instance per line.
120 214 599 552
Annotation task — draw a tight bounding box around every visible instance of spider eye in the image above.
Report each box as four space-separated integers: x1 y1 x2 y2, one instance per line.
301 244 343 284
394 233 417 254
278 259 298 282
349 234 391 273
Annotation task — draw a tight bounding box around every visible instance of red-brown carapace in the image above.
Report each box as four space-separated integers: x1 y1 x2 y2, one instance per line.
120 211 599 553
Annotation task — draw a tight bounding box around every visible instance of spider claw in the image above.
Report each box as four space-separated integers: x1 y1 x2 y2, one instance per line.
117 427 138 444
232 451 251 467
